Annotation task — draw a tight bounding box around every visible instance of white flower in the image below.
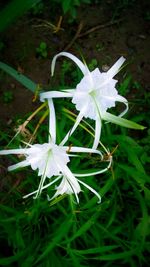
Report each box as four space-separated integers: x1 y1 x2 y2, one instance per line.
0 98 110 203
40 52 129 149
72 68 124 119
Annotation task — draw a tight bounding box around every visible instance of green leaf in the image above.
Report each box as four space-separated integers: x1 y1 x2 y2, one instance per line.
94 249 136 260
118 164 149 186
63 207 102 243
35 215 73 263
40 41 47 49
62 0 72 13
0 0 41 33
73 245 119 255
103 112 146 130
119 75 131 95
0 61 37 93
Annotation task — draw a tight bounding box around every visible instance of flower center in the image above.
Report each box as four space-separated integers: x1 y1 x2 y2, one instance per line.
89 88 96 97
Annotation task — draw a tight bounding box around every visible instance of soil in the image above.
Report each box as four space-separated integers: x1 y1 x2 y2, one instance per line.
0 0 150 130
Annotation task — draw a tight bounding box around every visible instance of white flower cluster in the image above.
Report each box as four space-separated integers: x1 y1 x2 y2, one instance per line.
1 52 141 204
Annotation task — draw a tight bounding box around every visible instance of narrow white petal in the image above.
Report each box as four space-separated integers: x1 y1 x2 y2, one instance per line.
49 176 80 203
60 109 85 146
61 165 81 203
23 176 61 198
62 89 75 93
69 146 103 158
48 99 56 143
8 160 30 171
34 173 47 198
61 164 81 193
77 178 101 203
0 148 27 155
92 117 102 149
115 95 128 117
40 91 73 102
107 56 126 78
74 157 112 177
51 52 89 76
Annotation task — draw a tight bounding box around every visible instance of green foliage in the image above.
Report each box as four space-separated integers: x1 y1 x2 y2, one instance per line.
36 41 48 58
0 0 41 33
118 74 131 95
0 59 149 266
0 120 149 266
51 0 91 21
2 90 14 103
0 61 37 93
61 0 91 20
88 58 98 71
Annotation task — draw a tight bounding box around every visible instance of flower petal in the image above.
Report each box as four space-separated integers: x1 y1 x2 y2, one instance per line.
40 91 73 102
69 146 103 159
48 99 56 143
8 159 30 171
92 116 102 149
51 52 89 76
107 56 126 78
115 95 128 117
77 178 101 203
60 164 81 201
23 176 61 199
0 148 28 155
49 175 80 203
60 107 86 146
34 173 47 198
74 156 112 177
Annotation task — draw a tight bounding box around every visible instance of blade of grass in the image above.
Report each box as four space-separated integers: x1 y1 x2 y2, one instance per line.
93 249 136 260
72 245 119 255
0 61 37 93
35 215 73 263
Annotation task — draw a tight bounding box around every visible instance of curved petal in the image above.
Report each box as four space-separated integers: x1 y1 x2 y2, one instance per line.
61 164 81 203
51 52 89 76
115 95 128 117
40 91 73 102
23 176 61 199
92 117 102 149
49 176 80 203
77 178 101 203
48 99 56 143
107 56 126 78
74 156 112 177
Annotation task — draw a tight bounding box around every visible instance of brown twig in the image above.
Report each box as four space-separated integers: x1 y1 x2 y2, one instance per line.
78 18 124 38
64 21 84 51
64 18 123 51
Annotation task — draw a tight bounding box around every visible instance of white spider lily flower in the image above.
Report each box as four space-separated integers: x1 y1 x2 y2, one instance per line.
0 98 108 203
40 52 128 149
23 153 112 204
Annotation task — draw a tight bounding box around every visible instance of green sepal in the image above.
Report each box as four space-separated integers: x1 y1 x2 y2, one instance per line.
103 112 146 130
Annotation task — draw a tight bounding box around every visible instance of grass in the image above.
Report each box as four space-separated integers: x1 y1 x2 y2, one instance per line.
0 60 150 267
